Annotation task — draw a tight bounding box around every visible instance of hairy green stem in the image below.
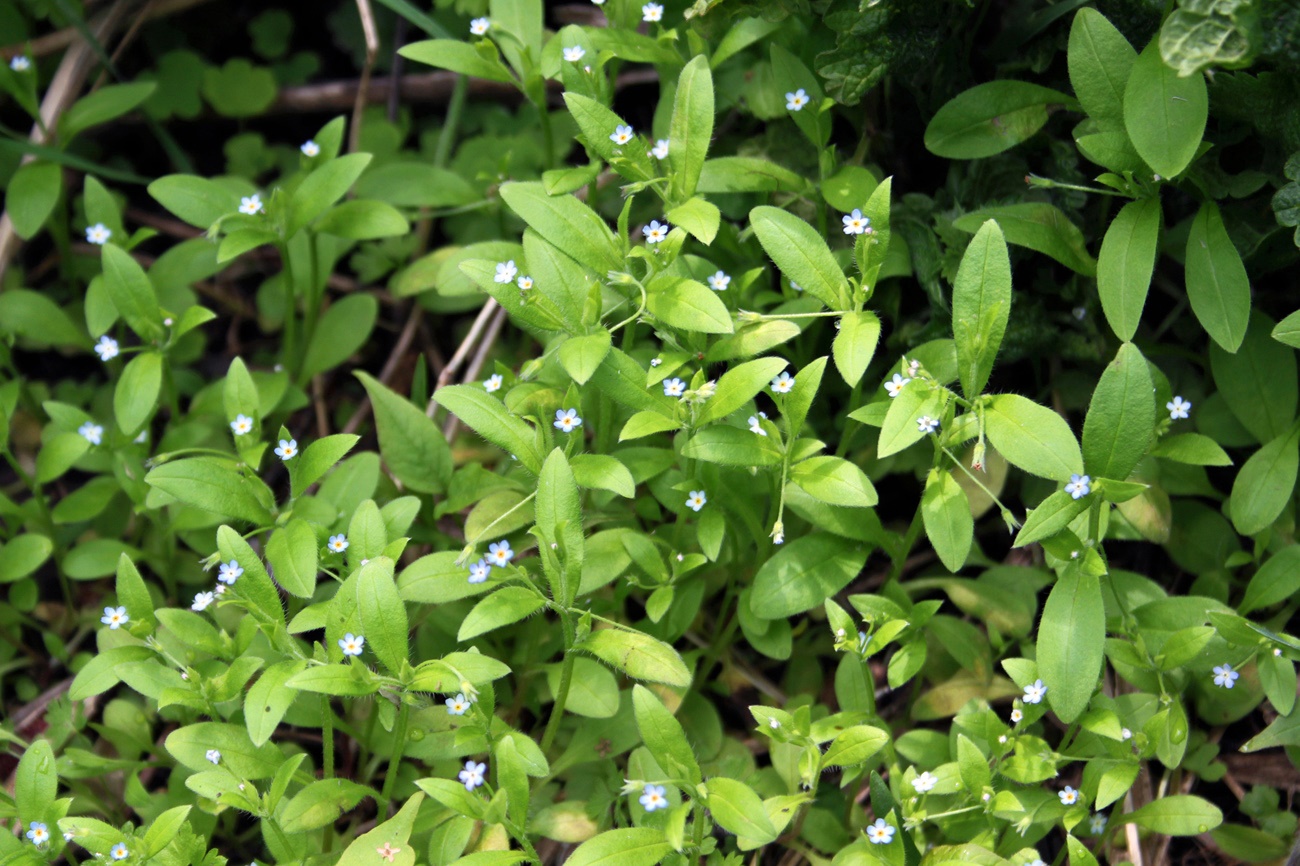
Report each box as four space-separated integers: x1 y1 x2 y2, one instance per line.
321 695 335 778
380 701 410 812
540 614 576 753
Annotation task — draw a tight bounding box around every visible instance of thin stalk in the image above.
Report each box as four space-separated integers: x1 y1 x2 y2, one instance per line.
321 695 335 778
380 701 410 812
889 508 925 582
540 614 576 752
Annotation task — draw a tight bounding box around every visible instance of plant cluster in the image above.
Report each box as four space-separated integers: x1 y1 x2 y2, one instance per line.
3 1 1300 866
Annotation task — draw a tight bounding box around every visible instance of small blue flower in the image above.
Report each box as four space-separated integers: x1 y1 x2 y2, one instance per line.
339 633 365 656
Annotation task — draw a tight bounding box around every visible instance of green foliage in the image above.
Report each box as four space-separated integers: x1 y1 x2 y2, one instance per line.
4 1 1300 865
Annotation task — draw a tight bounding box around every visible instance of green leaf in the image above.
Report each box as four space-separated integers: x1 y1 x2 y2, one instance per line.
668 55 714 201
334 791 424 866
201 59 276 117
146 458 274 525
165 722 284 779
646 275 733 334
69 645 155 700
280 779 374 833
352 558 407 671
953 203 1095 276
1014 490 1091 547
114 351 163 436
952 219 1012 398
575 628 691 687
438 384 546 473
696 357 788 426
535 448 584 605
101 244 164 341
1185 201 1250 352
60 82 156 139
36 432 90 484
217 526 286 627
1068 8 1137 128
314 200 409 240
1156 625 1215 671
1159 1 1254 77
570 454 635 498
750 205 849 311
822 725 889 766
750 534 868 618
1151 433 1232 466
1122 795 1223 836
878 381 943 458
921 469 973 572
783 356 827 440
589 347 678 417
265 520 319 598
115 554 154 628
682 426 782 467
355 371 450 494
499 182 621 277
1230 427 1300 536
1097 198 1161 341
548 657 618 719
706 778 777 843
224 356 259 422
924 81 1076 159
791 456 878 508
560 331 613 386
299 294 378 380
16 739 56 821
956 734 991 795
697 157 806 193
459 587 545 641
141 806 191 858
245 659 307 746
0 534 54 583
1212 312 1297 443
1082 343 1155 482
665 197 720 245
7 161 62 240
285 664 380 696
399 39 515 83
984 394 1083 481
1241 545 1300 614
0 289 86 347
291 434 359 498
619 410 681 441
632 685 702 784
288 153 372 236
564 828 673 866
1038 566 1104 722
148 175 241 229
832 311 881 387
1274 309 1300 349
1123 40 1208 179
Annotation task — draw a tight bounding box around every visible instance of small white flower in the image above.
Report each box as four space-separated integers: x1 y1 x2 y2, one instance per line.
1064 473 1091 500
328 534 349 553
885 373 910 397
686 490 707 512
663 377 686 397
214 583 227 596
206 749 221 764
459 760 486 791
1167 396 1191 420
908 358 920 376
79 421 103 445
63 832 74 842
10 56 30 72
639 783 668 811
218 560 243 584
516 275 533 290
275 438 298 460
485 374 503 392
707 270 730 291
912 771 937 793
790 281 802 292
239 194 264 215
134 430 148 444
488 540 514 567
1213 663 1239 689
917 415 939 434
1090 813 1108 835
468 559 491 584
1023 679 1047 704
748 416 767 436
652 138 670 160
610 124 634 145
86 223 112 245
94 335 119 361
563 46 586 62
998 734 1007 743
191 591 215 612
771 371 795 394
1030 858 1046 866
1121 727 1132 740
25 822 49 845
445 693 471 715
642 2 663 22
301 140 320 157
642 220 669 244
494 260 518 284
769 717 780 729
650 357 662 367
229 412 255 436
339 633 365 656
786 88 809 111
111 843 129 860
842 209 871 236
1058 785 1079 806
866 818 895 845
469 17 490 36
1010 708 1023 723
101 606 128 629
592 0 606 4
1275 647 1284 657
772 524 784 545
554 408 583 433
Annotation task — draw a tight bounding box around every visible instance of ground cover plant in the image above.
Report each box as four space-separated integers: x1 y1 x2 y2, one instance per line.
3 0 1300 864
